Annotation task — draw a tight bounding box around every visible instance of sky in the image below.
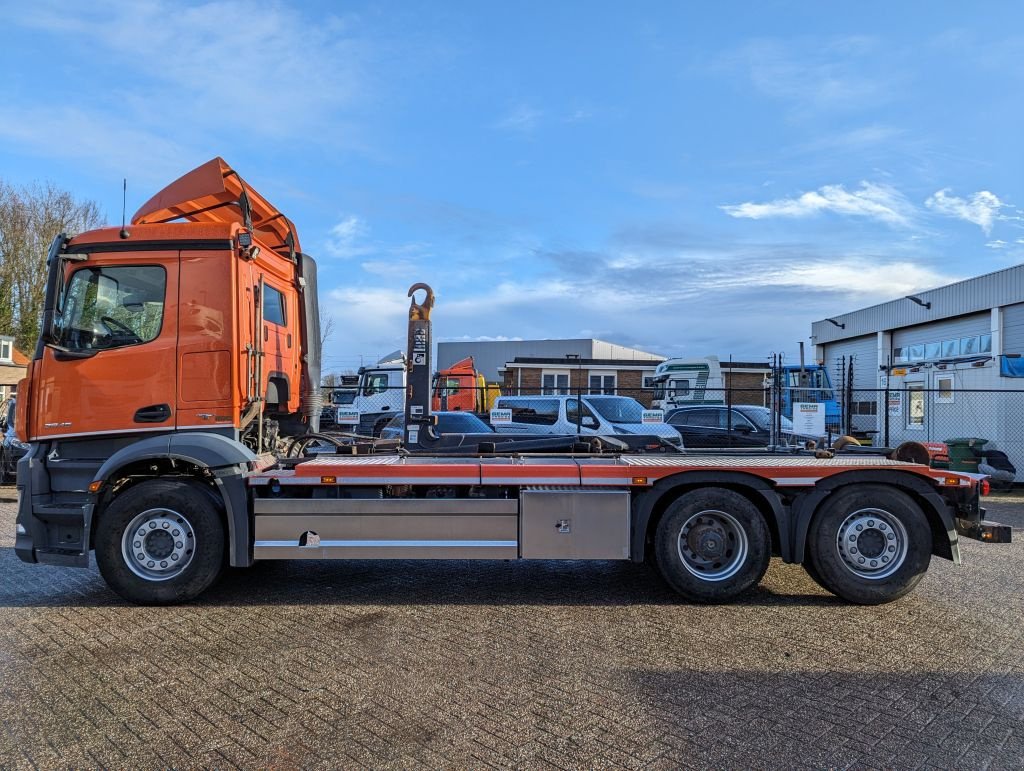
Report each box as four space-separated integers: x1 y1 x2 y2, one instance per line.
1 1 1022 374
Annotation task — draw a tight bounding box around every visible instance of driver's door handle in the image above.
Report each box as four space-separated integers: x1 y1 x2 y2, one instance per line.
134 404 172 423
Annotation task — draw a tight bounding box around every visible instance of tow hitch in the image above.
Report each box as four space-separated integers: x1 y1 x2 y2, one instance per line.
956 519 1012 543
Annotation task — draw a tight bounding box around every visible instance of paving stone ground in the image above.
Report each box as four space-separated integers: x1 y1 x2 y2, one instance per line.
0 485 1021 769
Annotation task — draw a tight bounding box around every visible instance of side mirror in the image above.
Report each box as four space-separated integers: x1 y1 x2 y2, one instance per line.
581 416 599 429
734 424 753 434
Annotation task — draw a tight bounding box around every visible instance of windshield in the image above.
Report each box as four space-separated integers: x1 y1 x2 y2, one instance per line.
742 407 795 432
332 390 356 405
54 265 166 351
585 396 644 424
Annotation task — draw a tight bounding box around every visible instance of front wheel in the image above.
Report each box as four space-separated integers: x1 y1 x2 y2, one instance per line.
805 485 931 605
654 488 771 603
95 479 226 605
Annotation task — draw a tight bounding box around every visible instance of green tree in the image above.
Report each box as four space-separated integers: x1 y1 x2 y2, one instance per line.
0 181 103 352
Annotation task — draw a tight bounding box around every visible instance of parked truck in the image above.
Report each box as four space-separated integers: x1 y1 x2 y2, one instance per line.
779 364 842 432
431 356 500 414
650 357 725 411
13 158 1008 607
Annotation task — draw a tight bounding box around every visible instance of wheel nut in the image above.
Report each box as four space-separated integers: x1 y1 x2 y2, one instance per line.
138 529 146 537
160 561 167 568
134 541 141 548
888 545 896 552
856 524 863 531
172 529 180 537
149 522 156 528
858 557 866 564
849 535 856 541
147 560 155 567
851 547 858 554
137 552 144 560
868 520 875 527
879 523 887 530
882 556 889 563
171 554 178 561
161 522 169 529
870 560 877 567
176 541 183 549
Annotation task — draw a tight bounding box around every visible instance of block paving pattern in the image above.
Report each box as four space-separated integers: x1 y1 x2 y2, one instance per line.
0 486 1022 768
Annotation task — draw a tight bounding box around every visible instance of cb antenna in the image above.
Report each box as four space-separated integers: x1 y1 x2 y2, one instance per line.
119 178 130 239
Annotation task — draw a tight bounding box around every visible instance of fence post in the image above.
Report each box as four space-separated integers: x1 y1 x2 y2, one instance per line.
884 382 890 448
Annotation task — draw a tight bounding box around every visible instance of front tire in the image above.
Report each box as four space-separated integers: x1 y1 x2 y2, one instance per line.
654 488 771 603
95 479 226 605
806 485 931 605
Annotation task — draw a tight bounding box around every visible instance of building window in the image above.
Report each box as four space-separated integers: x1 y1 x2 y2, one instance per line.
0 340 10 362
906 383 925 429
936 376 955 404
541 370 569 395
588 373 616 395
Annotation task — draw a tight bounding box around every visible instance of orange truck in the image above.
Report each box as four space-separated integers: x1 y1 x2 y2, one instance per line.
12 158 1009 606
431 356 500 413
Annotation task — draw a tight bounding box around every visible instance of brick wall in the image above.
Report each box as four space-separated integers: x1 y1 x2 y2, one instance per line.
502 366 656 406
724 371 768 406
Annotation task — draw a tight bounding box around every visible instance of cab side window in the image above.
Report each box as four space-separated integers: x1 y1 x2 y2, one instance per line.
364 374 389 396
263 284 287 326
55 266 166 351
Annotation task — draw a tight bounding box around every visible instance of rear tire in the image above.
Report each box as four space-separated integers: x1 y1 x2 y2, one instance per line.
95 479 226 605
654 488 771 603
806 485 931 605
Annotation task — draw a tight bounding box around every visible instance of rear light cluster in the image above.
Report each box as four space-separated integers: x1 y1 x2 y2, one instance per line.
981 478 991 496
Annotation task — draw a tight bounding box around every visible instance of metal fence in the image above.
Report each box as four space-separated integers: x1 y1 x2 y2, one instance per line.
315 382 1024 481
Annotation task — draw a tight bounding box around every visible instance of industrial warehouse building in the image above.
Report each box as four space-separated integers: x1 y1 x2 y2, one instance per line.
811 263 1024 476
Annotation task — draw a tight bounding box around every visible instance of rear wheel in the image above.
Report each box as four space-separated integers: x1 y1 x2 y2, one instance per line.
654 488 771 603
806 485 931 605
95 479 226 605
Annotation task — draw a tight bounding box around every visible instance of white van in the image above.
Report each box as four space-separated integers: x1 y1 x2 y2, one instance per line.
491 395 683 448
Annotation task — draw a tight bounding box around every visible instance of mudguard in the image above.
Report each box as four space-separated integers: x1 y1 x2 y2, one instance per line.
788 470 958 564
630 471 789 563
94 432 257 567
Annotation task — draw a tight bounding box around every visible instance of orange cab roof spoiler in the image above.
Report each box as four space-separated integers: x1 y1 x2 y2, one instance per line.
131 157 300 255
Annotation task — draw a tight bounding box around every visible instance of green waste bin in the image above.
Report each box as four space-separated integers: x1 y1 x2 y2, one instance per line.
944 437 988 473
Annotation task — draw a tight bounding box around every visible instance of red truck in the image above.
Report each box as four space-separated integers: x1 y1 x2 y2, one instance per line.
13 158 1008 606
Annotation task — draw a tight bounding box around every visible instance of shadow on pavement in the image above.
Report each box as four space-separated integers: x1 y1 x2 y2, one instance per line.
0 546 838 609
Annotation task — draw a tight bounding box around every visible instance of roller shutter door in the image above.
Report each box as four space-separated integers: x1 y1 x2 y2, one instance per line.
1003 304 1024 355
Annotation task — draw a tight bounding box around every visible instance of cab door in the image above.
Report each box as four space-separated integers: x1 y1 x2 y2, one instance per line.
32 254 179 441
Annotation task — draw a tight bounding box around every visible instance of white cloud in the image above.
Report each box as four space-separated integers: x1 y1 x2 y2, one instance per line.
12 1 366 138
756 260 957 296
925 188 1005 235
721 182 914 226
324 215 375 259
717 37 890 113
986 240 1007 249
494 104 542 133
1 1 374 173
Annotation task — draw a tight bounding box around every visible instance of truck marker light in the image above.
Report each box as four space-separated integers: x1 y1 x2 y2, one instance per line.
321 475 337 484
89 481 104 493
942 476 963 487
632 476 649 486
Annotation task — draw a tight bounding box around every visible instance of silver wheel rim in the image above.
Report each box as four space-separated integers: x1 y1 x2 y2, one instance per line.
835 507 908 580
676 509 749 582
121 507 196 582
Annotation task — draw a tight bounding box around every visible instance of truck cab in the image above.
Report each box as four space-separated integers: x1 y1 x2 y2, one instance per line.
14 157 321 570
